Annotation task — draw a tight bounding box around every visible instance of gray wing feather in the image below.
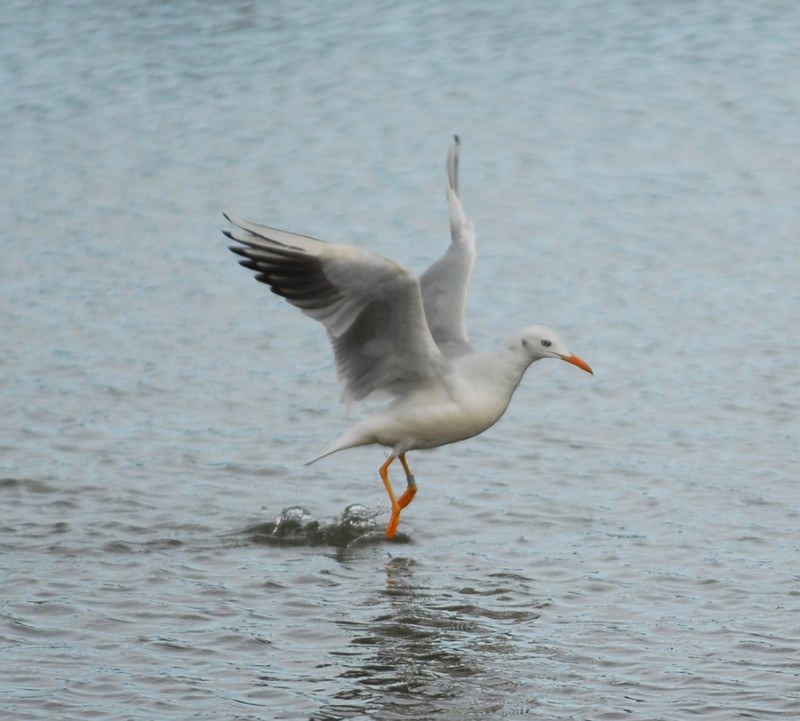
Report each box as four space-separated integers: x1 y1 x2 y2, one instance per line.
419 136 476 358
224 214 448 406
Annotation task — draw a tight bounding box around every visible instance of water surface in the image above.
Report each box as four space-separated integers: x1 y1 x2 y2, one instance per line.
2 1 799 719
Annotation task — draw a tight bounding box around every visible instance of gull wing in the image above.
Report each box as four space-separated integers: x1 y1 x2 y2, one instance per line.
419 136 476 358
224 214 449 407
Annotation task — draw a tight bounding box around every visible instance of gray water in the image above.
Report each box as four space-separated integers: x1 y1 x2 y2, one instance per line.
2 1 800 718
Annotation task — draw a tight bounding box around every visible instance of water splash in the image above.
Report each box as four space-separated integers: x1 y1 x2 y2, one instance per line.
242 504 387 547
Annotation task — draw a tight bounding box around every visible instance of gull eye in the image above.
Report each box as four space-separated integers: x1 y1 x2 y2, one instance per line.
541 339 552 348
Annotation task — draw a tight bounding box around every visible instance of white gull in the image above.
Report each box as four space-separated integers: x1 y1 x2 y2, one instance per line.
224 136 593 539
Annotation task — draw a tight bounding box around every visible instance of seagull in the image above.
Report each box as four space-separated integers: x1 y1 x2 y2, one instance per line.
224 136 593 540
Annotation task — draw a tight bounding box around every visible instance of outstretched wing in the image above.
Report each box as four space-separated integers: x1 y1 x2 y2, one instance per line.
224 214 448 407
419 135 476 358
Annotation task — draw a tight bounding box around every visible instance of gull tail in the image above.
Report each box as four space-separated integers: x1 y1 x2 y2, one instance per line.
304 427 370 466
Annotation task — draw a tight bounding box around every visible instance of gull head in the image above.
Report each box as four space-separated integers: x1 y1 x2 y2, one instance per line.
508 325 593 374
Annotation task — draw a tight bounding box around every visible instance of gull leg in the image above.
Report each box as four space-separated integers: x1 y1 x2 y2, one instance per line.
396 452 417 509
380 456 402 540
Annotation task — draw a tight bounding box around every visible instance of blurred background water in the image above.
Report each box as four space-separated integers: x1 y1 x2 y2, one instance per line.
2 1 800 719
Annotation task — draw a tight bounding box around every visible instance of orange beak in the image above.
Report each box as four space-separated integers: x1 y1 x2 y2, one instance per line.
559 353 593 375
